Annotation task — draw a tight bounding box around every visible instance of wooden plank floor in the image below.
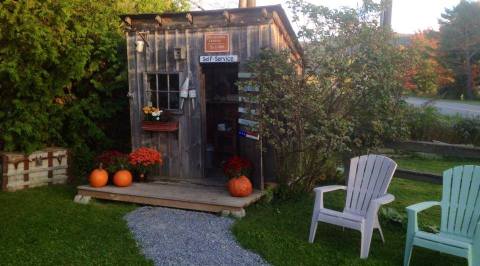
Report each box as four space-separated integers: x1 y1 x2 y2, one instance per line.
77 181 265 213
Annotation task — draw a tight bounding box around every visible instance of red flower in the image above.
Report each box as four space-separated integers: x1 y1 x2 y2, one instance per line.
97 150 128 168
129 147 162 167
223 156 253 178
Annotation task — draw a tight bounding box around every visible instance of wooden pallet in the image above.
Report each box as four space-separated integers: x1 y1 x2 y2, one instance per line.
76 181 265 215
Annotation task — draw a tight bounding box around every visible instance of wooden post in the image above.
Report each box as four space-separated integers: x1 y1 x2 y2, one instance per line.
23 155 29 189
2 155 8 191
238 0 247 8
47 151 53 185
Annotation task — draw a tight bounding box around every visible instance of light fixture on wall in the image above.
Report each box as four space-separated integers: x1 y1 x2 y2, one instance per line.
136 32 149 53
135 40 145 53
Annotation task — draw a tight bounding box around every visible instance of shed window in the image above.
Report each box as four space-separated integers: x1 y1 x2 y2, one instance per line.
147 73 180 110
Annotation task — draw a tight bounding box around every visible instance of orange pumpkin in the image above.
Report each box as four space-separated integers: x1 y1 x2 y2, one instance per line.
227 175 253 197
113 169 133 187
89 164 108 188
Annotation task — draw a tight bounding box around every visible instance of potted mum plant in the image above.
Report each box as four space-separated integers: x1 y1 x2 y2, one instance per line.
96 150 129 184
128 147 163 182
94 150 133 187
97 150 129 173
223 156 253 197
141 105 178 132
143 106 163 121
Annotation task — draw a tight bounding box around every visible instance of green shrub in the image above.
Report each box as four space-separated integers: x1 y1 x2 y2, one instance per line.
0 0 188 180
453 117 480 145
405 106 457 142
244 1 410 195
406 106 480 146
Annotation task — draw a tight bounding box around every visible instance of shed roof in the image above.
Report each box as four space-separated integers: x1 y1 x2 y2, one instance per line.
120 5 302 55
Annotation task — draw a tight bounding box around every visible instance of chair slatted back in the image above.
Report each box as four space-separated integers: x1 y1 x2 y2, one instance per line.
441 165 480 238
344 154 397 216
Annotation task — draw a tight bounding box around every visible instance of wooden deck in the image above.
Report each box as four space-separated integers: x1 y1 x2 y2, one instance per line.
76 180 265 214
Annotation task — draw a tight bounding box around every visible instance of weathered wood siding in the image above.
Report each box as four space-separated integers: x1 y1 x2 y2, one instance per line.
125 7 301 187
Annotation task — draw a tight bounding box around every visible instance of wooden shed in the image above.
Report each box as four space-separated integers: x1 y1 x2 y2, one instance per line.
77 4 302 214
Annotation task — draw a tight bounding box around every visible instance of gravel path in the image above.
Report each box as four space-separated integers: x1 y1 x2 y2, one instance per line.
124 207 269 266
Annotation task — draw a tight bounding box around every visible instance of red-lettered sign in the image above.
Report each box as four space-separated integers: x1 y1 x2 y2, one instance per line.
204 33 230 53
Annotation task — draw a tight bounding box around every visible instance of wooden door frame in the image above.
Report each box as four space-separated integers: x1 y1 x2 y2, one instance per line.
199 62 240 178
200 70 207 178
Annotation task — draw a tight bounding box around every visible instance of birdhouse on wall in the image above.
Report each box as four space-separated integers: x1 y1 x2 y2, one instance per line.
174 47 186 60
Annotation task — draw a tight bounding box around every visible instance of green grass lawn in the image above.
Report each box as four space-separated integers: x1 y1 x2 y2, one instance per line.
394 155 479 175
0 185 151 266
232 178 465 266
0 178 468 265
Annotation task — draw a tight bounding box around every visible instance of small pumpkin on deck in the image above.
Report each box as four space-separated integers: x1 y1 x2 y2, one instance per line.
228 175 253 197
89 164 108 188
113 169 133 187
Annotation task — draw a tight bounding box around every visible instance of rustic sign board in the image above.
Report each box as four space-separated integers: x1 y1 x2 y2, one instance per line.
204 33 230 52
237 72 261 142
199 55 238 63
238 129 260 141
238 107 257 115
238 118 259 127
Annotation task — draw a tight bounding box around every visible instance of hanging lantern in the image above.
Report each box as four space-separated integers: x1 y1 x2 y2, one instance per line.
135 40 145 53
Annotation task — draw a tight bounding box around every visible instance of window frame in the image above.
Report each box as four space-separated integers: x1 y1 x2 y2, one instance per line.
144 71 182 113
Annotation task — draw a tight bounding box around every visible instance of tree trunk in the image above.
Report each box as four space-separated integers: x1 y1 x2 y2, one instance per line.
465 52 474 99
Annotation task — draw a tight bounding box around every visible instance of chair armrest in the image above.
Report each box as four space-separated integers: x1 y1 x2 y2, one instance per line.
372 193 395 206
405 201 440 233
406 201 440 214
312 185 346 211
366 194 395 219
313 185 346 194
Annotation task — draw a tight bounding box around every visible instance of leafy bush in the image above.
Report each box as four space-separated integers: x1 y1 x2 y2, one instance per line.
453 117 480 145
405 106 457 142
405 106 480 146
243 1 410 194
0 0 187 180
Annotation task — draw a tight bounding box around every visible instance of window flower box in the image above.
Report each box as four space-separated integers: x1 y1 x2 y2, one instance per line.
141 121 179 132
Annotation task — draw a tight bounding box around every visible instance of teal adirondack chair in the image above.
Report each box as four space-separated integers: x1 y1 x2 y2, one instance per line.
404 165 480 266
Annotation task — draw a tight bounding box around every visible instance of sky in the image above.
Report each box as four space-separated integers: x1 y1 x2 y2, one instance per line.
193 0 461 34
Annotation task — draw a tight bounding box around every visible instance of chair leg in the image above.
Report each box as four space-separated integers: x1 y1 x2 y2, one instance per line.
375 217 385 243
403 236 414 266
377 226 385 243
309 213 318 243
468 252 477 266
360 226 374 259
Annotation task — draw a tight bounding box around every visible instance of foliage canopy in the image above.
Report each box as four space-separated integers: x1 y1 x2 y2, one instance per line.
242 0 409 193
438 0 480 99
0 0 187 177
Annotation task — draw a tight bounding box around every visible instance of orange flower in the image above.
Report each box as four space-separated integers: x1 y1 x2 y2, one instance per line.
129 147 162 167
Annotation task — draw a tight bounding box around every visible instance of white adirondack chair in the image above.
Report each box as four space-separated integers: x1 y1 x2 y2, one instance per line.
308 154 397 259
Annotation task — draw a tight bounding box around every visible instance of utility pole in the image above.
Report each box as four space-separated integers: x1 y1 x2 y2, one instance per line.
380 0 392 29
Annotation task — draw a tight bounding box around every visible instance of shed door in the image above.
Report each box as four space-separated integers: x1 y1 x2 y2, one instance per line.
201 63 239 181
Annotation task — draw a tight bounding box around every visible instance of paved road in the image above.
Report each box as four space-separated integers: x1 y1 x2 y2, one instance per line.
406 97 480 118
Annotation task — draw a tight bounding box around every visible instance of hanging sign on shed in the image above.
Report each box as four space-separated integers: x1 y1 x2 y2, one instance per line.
200 55 238 63
238 129 260 141
204 33 230 53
